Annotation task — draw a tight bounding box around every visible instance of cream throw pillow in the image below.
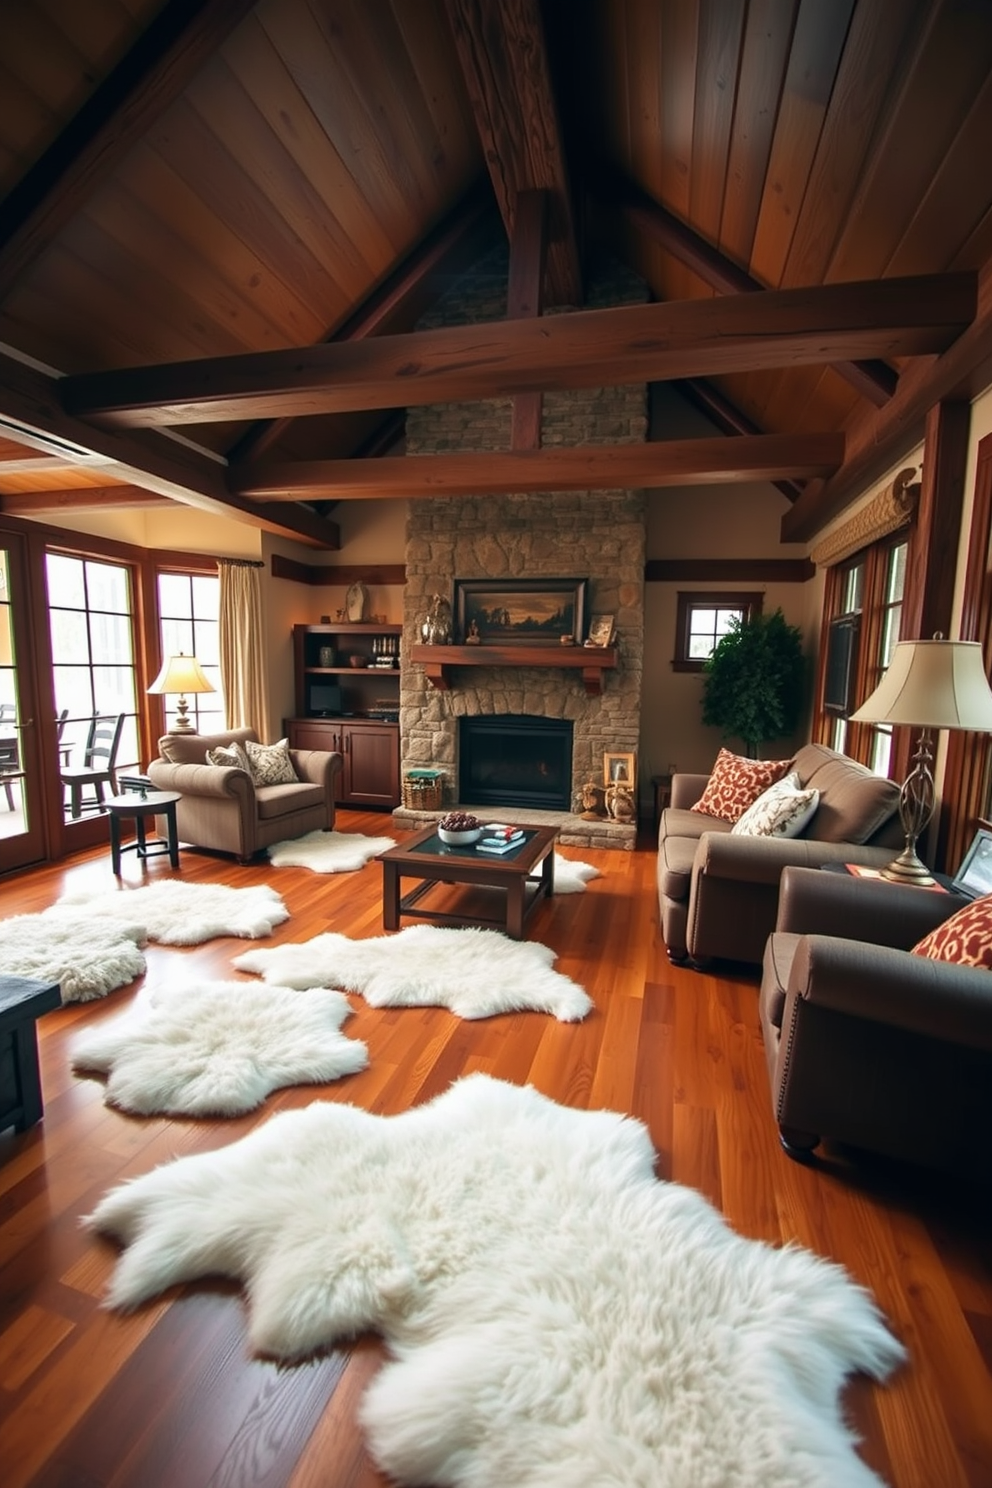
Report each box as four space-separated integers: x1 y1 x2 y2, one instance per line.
245 737 298 786
205 740 251 773
730 772 819 838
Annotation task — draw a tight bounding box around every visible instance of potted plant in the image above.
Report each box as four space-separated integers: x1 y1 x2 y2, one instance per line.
700 608 805 756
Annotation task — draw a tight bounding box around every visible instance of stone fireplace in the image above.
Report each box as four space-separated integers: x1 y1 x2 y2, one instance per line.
397 252 648 848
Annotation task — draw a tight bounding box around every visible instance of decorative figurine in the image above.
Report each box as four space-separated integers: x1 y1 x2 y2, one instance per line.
466 618 481 644
421 593 453 644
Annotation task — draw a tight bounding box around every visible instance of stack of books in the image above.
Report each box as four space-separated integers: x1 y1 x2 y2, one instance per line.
477 824 528 855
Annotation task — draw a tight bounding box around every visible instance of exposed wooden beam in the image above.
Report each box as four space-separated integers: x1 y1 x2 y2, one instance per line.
0 485 174 514
270 554 405 586
62 273 975 428
232 433 844 501
0 0 256 301
673 379 803 501
782 261 992 542
900 401 970 641
645 558 815 583
0 352 340 549
507 190 548 450
226 183 496 465
442 0 582 306
596 174 897 407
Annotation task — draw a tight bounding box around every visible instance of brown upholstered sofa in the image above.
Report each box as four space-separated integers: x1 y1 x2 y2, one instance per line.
657 742 903 966
760 866 992 1179
147 727 342 861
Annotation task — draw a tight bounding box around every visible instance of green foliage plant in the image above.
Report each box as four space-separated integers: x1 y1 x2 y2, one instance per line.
701 608 805 756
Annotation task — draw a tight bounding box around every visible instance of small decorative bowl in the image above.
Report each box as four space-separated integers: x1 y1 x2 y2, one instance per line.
437 826 483 846
348 654 368 668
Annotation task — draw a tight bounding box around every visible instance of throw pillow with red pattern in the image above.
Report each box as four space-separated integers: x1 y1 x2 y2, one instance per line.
690 748 792 825
911 895 992 968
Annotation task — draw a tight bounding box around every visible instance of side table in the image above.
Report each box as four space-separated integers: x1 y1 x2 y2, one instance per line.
0 974 61 1135
651 773 672 832
105 790 181 875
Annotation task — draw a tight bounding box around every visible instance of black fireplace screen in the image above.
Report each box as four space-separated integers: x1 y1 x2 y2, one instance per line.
458 715 573 812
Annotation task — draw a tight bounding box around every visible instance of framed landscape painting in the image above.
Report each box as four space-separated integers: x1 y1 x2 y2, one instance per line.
454 578 587 645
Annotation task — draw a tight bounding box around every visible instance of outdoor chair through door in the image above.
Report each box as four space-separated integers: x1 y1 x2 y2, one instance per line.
60 712 125 817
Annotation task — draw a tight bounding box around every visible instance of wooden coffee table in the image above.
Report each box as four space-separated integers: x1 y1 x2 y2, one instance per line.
380 824 558 939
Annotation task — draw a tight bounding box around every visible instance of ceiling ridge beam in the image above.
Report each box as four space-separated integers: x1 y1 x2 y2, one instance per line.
443 0 582 306
230 433 844 501
61 273 976 427
593 172 897 407
0 0 257 302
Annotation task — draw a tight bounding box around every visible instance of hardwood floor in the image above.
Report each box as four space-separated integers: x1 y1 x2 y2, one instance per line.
1 810 990 1487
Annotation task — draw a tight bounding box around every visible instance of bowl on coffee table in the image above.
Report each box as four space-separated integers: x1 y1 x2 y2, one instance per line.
436 813 483 846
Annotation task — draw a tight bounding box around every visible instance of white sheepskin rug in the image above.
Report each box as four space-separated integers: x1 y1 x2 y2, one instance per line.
0 907 147 1004
267 829 396 872
88 1075 904 1487
553 852 601 893
58 879 290 944
71 980 368 1116
234 924 592 1021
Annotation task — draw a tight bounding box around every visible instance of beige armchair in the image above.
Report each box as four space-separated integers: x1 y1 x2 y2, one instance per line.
147 727 342 862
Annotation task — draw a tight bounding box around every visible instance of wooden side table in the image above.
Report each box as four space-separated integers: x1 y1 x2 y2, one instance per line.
105 790 181 875
0 974 61 1135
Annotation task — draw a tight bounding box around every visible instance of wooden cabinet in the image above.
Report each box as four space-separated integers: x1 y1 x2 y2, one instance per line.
288 623 401 808
286 717 400 809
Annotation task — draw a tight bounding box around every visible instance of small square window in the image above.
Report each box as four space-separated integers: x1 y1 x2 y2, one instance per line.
673 592 763 672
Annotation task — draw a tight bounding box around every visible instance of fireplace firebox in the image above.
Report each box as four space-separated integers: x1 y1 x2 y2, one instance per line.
459 715 573 812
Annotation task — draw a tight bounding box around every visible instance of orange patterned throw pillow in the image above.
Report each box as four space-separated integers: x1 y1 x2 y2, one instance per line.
689 748 792 825
911 895 992 968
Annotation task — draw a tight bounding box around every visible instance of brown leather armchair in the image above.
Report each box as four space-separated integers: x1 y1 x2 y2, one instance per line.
760 866 992 1180
147 727 342 862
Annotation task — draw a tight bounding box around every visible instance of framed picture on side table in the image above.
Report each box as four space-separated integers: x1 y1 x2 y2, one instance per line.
603 751 636 788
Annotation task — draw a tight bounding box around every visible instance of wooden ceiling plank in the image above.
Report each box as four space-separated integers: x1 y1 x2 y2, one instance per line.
606 173 896 405
227 182 496 465
688 0 745 245
0 0 257 302
442 0 582 307
750 0 855 288
717 0 794 268
231 432 844 500
782 262 992 543
62 272 974 426
0 349 340 549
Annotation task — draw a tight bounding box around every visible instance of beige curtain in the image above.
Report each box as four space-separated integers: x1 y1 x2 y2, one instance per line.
218 559 268 737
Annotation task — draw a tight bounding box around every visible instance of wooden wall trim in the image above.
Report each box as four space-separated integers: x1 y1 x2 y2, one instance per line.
644 558 815 583
270 554 406 586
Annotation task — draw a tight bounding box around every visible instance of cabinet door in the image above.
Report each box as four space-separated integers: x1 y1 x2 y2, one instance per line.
341 722 399 807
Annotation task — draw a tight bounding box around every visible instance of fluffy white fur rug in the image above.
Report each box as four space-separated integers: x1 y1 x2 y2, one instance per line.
88 1075 904 1487
234 924 593 1021
0 907 147 1003
59 880 290 943
71 980 367 1116
267 829 396 872
552 852 601 893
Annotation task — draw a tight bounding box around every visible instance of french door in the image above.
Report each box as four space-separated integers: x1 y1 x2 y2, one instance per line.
0 532 48 871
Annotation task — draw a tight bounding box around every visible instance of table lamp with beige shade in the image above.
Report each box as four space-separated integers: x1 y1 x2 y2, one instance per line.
850 636 992 885
147 653 215 734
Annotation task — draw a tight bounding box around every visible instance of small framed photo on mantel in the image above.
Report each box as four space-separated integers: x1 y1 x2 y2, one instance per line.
586 613 615 647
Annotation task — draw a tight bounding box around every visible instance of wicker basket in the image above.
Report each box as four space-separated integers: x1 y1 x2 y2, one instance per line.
402 774 444 811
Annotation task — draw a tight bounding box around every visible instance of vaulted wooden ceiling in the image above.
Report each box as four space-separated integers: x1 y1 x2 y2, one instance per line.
1 0 992 549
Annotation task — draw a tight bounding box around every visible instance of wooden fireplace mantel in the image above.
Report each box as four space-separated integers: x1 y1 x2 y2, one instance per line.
409 643 618 696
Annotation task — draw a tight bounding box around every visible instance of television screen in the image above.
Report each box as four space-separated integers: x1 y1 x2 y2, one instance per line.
823 615 860 715
309 683 342 715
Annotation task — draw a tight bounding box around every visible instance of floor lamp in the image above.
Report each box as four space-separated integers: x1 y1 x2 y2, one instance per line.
850 637 992 885
148 653 215 734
